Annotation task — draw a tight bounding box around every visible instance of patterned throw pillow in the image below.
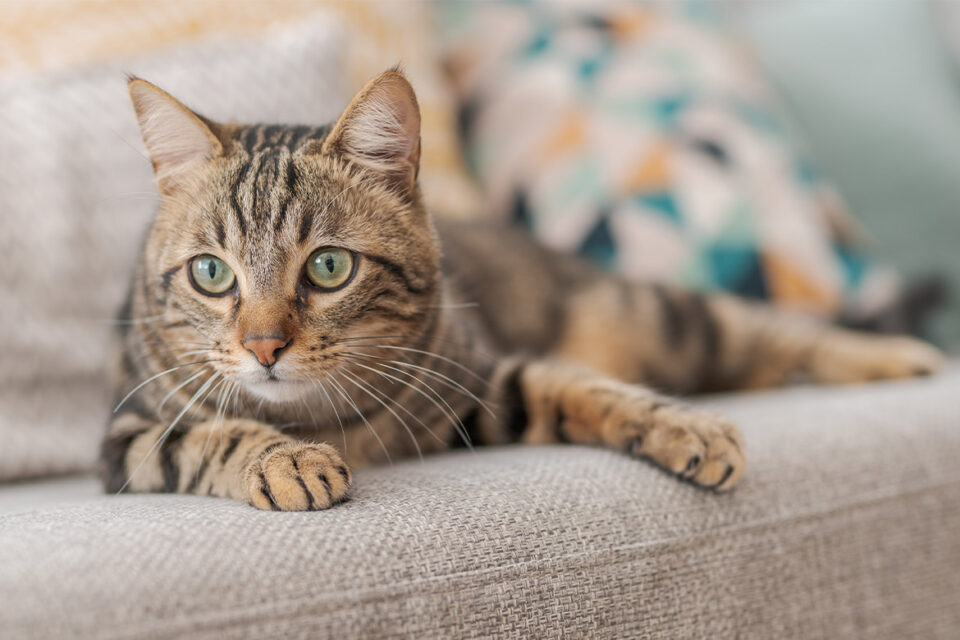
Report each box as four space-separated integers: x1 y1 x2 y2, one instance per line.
437 1 902 319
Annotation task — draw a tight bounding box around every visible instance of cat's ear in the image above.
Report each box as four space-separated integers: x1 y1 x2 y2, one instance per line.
320 69 421 193
127 77 223 193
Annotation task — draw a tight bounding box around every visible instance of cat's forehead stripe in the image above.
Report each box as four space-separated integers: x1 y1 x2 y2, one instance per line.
248 148 285 227
214 215 227 249
226 124 332 245
297 204 314 245
229 160 251 236
239 123 330 155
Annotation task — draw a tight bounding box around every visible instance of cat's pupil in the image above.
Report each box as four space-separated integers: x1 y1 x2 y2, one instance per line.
324 257 335 273
206 261 217 279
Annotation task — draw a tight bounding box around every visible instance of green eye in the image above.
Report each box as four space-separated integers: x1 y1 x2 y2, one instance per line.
306 247 355 290
189 255 236 295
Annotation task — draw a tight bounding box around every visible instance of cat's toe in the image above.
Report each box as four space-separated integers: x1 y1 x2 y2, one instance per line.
897 339 945 377
634 419 707 476
689 421 745 491
694 459 740 491
632 408 746 491
246 443 351 511
863 336 944 379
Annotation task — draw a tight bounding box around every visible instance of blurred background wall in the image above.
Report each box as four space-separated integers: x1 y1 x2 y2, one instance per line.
730 0 960 347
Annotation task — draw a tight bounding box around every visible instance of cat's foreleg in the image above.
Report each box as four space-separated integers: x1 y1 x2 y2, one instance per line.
100 413 351 510
483 358 746 491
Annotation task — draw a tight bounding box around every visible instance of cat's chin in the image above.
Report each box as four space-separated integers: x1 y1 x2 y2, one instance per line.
244 379 314 404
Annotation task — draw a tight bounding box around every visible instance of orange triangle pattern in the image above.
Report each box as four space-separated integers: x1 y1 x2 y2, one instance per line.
763 252 837 314
610 9 654 41
624 142 671 193
538 111 586 160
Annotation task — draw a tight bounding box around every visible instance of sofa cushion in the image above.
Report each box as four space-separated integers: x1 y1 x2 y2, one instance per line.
1 365 959 638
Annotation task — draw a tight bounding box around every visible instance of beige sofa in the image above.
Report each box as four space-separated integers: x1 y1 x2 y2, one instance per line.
2 5 959 638
2 365 958 638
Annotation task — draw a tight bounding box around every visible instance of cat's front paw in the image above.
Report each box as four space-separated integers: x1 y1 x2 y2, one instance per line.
607 403 746 491
245 443 352 511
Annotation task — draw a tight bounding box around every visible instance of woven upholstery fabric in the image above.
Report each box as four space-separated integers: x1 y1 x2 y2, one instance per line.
0 17 346 481
2 365 959 639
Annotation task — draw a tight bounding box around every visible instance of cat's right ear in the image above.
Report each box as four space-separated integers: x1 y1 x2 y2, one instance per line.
127 77 223 194
318 69 421 194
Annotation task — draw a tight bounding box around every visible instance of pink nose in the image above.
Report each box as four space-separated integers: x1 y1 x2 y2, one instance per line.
243 336 288 367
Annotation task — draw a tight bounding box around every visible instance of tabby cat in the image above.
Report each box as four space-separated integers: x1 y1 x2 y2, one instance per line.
103 69 943 510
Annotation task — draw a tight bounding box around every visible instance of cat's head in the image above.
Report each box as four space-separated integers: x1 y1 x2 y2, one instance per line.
128 70 440 403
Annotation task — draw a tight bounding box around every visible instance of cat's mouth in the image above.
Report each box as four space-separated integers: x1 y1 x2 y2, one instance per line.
245 376 314 403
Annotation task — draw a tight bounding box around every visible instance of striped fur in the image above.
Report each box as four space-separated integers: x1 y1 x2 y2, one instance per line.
103 71 944 510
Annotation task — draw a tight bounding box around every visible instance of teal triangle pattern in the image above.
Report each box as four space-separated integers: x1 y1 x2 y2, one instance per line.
637 192 682 225
579 213 616 269
650 94 689 128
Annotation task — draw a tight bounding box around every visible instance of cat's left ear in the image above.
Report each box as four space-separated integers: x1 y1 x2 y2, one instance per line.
320 69 421 193
128 77 224 194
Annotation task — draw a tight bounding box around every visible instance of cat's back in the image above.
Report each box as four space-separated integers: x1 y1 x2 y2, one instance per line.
434 217 605 353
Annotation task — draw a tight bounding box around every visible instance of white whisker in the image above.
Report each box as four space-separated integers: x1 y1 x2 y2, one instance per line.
118 370 222 495
343 351 495 420
113 360 214 413
340 367 423 460
176 349 216 359
311 377 347 453
335 356 461 449
196 378 231 488
327 372 392 464
349 343 490 386
157 368 208 414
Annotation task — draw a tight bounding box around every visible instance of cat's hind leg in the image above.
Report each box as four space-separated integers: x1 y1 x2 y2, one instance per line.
705 295 944 388
549 278 943 392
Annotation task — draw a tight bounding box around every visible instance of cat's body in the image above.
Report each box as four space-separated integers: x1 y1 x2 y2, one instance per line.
103 71 943 510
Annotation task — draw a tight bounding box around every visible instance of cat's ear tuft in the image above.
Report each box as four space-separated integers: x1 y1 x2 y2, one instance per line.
321 69 421 193
128 77 223 193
